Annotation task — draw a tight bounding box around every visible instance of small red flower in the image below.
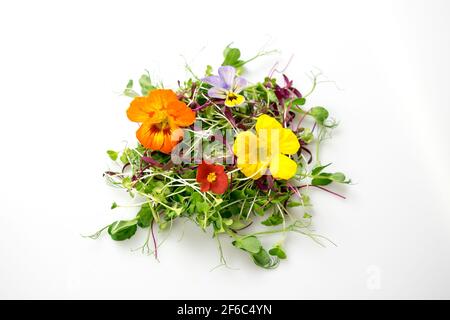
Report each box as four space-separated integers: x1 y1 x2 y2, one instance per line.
196 161 228 195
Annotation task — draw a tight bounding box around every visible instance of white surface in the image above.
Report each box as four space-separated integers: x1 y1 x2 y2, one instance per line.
1 0 450 299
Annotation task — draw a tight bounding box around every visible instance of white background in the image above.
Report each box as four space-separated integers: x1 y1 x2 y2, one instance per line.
1 0 449 299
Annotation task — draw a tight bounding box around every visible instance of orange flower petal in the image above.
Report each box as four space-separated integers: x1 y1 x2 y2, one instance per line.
167 101 196 127
136 121 165 151
127 89 179 123
137 122 184 154
135 121 154 148
160 131 175 154
148 89 179 110
129 89 194 153
149 128 165 151
127 97 153 123
160 128 184 154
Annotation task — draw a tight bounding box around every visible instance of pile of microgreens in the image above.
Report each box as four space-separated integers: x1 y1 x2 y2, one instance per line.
87 44 350 269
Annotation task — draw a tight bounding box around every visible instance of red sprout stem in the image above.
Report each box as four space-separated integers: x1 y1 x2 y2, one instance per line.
300 146 313 164
192 101 212 112
287 183 302 198
314 185 346 199
295 108 310 132
296 184 346 200
284 101 292 127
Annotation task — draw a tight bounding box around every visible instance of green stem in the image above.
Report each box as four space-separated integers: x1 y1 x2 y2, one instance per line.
237 50 278 67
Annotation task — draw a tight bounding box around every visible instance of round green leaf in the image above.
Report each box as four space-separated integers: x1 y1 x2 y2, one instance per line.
310 106 329 124
106 150 118 161
232 236 262 254
269 246 287 259
108 220 138 241
331 172 346 182
252 248 280 269
311 177 333 186
136 204 153 228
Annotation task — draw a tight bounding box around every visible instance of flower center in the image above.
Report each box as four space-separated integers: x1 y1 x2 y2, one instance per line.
154 118 170 130
227 92 238 101
207 172 217 183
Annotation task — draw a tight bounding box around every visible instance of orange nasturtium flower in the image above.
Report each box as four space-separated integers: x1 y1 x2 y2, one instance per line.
127 89 196 154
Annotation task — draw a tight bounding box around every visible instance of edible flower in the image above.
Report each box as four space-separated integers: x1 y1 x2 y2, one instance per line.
203 66 247 107
127 89 195 154
233 115 300 180
196 161 228 194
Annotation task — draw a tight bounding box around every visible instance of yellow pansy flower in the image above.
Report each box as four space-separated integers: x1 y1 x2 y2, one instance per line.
233 115 300 180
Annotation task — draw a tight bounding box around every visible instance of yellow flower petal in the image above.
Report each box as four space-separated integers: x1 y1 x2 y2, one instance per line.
233 131 258 162
255 115 284 155
269 153 297 180
279 128 300 155
255 114 282 133
234 115 300 181
225 93 245 107
238 161 270 180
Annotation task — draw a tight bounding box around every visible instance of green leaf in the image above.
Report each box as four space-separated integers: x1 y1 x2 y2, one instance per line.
123 79 138 98
230 190 246 201
213 219 224 233
303 212 312 219
122 176 132 189
310 106 329 124
301 194 312 207
222 44 241 66
252 248 280 269
292 97 306 106
136 204 153 228
223 44 232 58
253 203 265 216
196 201 209 214
111 202 118 210
220 208 233 218
123 90 138 98
300 128 314 144
287 201 302 208
331 172 346 183
190 192 202 205
261 212 283 226
311 163 332 176
256 83 278 103
269 246 287 259
106 150 118 161
244 188 257 197
159 221 169 230
205 65 213 76
107 220 137 241
229 219 248 230
223 218 233 226
150 151 170 163
150 181 170 201
120 150 129 164
232 236 262 254
311 177 333 186
119 147 139 165
271 194 290 204
170 206 183 217
139 73 156 95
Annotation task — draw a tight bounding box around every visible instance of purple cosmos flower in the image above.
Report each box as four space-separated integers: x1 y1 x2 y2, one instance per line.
202 66 247 107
